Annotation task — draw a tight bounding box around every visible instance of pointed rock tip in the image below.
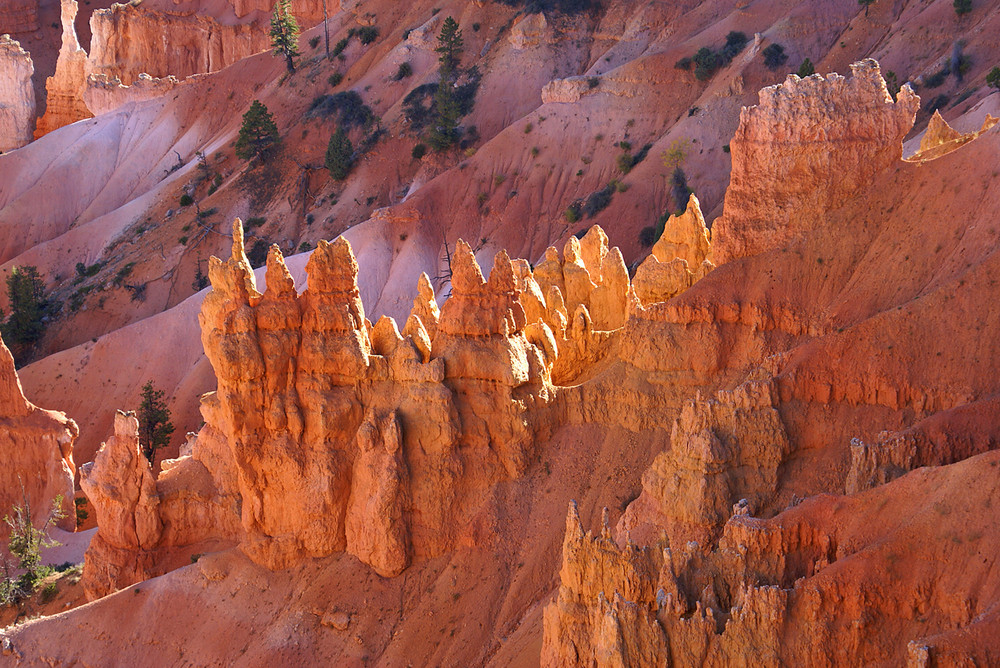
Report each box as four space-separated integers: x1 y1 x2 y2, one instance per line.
451 239 485 291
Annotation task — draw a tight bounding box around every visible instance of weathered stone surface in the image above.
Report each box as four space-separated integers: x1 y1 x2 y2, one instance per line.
0 335 76 533
34 0 91 138
713 60 919 263
0 34 34 152
0 0 38 34
632 194 714 306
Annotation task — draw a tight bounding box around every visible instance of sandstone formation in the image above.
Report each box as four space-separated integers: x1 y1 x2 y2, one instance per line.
0 0 38 34
82 73 180 117
34 0 91 138
77 211 710 593
712 60 919 264
0 34 34 152
0 336 76 532
910 110 999 162
86 3 270 86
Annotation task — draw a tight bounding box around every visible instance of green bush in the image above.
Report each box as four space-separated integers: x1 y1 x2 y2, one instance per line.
412 143 427 160
797 58 815 77
328 72 343 87
309 35 320 49
179 194 193 207
988 66 1000 90
563 203 581 223
762 43 788 70
1 492 65 605
357 26 379 45
325 126 354 180
954 0 972 15
332 38 349 57
394 62 413 80
1 266 55 362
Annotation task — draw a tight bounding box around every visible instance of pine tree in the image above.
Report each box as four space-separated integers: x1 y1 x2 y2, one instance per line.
1 266 53 366
270 0 300 74
325 126 354 180
137 381 175 463
235 100 280 163
427 17 464 151
435 17 464 77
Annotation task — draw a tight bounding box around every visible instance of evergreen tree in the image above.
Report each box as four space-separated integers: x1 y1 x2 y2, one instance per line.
325 126 354 180
270 0 300 74
797 58 815 77
235 100 280 163
137 381 175 463
1 266 53 365
953 0 972 15
427 17 465 151
435 17 464 76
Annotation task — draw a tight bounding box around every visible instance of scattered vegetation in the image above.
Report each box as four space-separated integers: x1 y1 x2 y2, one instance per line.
953 0 972 16
269 0 300 74
988 66 1000 90
762 43 788 70
307 91 375 129
675 32 748 81
138 381 175 463
1 486 65 606
412 143 427 160
113 262 135 287
328 72 343 87
494 0 592 15
179 193 193 207
616 142 652 174
235 101 281 163
797 58 815 77
563 202 581 223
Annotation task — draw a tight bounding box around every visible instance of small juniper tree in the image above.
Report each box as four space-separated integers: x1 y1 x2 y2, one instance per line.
270 0 300 74
235 100 280 163
797 58 815 77
953 0 972 15
325 126 354 180
137 381 175 463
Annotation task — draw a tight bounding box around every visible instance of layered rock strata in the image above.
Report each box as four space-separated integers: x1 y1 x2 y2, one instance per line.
81 210 714 595
0 34 34 152
713 59 919 263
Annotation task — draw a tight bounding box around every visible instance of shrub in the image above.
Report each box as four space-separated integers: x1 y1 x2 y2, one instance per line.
245 216 266 229
587 76 600 88
357 26 379 45
954 0 972 15
583 184 614 217
247 240 269 269
307 91 375 128
988 66 1000 90
1 490 65 605
675 56 693 70
924 68 948 88
394 62 413 80
179 194 193 207
797 58 815 77
671 167 691 214
328 72 343 87
412 143 428 159
885 70 901 100
616 152 635 174
722 143 730 153
332 38 349 57
113 262 135 286
178 236 188 245
299 242 313 252
309 35 320 49
762 43 788 70
693 47 717 80
563 203 581 223
524 122 533 133
638 226 657 247
74 497 88 524
325 126 354 181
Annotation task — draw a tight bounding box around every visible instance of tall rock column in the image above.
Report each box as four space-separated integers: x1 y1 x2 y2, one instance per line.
0 34 35 152
34 0 92 138
713 59 919 263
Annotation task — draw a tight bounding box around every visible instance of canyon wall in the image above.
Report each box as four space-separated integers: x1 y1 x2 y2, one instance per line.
0 0 38 34
0 34 34 152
